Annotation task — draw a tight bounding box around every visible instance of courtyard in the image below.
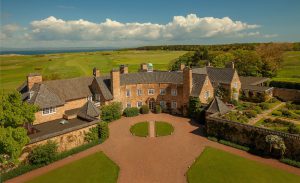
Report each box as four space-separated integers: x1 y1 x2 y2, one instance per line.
6 113 300 183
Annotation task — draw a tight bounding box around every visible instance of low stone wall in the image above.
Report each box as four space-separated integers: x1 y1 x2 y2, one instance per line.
273 88 300 102
206 114 300 161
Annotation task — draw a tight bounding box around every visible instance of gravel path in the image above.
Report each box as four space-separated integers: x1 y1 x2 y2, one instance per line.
149 121 155 137
7 113 300 183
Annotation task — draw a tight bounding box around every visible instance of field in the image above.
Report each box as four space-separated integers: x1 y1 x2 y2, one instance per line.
273 51 300 83
27 152 119 183
0 50 186 92
187 147 300 183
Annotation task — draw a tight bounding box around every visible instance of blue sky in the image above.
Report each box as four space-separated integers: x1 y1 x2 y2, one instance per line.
1 0 300 48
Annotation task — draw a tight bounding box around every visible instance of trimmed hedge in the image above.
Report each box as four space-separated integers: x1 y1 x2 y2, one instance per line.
207 136 218 142
140 105 149 114
155 105 162 114
270 81 300 90
28 141 58 165
101 102 122 122
280 158 300 168
99 121 109 142
123 107 139 117
219 140 250 152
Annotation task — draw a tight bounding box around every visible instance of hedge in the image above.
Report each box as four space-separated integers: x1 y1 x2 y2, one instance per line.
123 107 140 117
155 105 162 114
140 105 149 114
101 102 122 122
207 136 218 142
280 158 300 168
28 141 58 165
219 140 250 152
270 81 300 90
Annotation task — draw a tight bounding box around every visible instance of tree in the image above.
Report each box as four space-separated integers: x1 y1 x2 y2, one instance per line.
0 91 38 128
0 126 30 165
265 135 286 158
28 141 58 165
232 49 262 76
212 52 234 68
100 102 122 122
188 97 203 120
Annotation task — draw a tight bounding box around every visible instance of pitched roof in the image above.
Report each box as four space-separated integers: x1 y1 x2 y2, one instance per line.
206 97 231 115
77 101 100 121
242 85 273 92
191 73 207 97
239 76 270 87
95 76 113 100
192 67 235 84
29 83 65 108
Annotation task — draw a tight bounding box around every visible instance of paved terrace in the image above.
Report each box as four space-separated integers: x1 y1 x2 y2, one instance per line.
8 113 300 183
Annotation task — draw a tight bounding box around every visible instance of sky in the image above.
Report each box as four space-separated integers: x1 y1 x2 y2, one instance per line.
1 0 300 49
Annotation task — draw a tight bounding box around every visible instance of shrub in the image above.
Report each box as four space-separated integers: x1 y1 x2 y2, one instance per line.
268 97 279 103
280 158 300 168
101 102 122 122
294 110 300 115
140 105 149 114
208 136 218 142
123 107 139 117
259 102 270 110
99 121 109 142
244 110 257 118
84 126 99 143
230 99 239 106
288 124 300 134
155 105 162 114
219 140 250 151
1 163 43 182
28 141 58 165
253 106 262 114
272 110 282 116
280 108 293 117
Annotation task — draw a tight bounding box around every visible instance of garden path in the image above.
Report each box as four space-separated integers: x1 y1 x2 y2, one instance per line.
149 121 155 137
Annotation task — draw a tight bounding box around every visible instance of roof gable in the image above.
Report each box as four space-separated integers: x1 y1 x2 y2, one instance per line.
206 97 231 115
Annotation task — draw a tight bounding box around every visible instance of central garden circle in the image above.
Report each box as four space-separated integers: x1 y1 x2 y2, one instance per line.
130 121 174 137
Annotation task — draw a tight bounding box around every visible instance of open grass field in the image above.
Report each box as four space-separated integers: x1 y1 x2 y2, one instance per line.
130 121 149 137
0 50 186 92
155 121 174 137
187 147 300 183
27 152 119 183
273 51 300 83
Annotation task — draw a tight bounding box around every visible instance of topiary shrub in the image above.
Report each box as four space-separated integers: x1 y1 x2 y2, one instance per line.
28 141 58 165
155 105 162 114
140 105 149 114
123 107 139 117
99 121 109 142
244 110 257 118
272 110 282 116
101 102 122 122
259 102 270 110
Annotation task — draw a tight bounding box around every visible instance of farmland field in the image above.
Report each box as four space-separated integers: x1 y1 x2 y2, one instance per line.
0 50 187 92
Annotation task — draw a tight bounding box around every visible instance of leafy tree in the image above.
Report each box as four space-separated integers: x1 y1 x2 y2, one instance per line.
0 126 30 164
28 141 58 165
211 52 234 68
100 102 122 122
188 97 204 120
0 91 38 128
232 49 262 76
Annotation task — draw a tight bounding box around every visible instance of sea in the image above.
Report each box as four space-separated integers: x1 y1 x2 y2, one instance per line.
0 48 117 55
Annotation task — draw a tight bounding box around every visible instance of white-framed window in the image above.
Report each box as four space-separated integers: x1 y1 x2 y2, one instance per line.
160 101 166 109
234 82 238 89
137 101 143 108
126 102 131 108
171 101 177 109
204 91 210 99
87 96 93 101
148 89 155 95
126 89 131 97
94 94 100 102
29 91 34 100
171 89 177 96
137 89 142 96
42 107 56 115
160 88 166 95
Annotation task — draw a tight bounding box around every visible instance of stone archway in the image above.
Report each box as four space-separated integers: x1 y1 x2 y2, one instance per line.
147 98 156 111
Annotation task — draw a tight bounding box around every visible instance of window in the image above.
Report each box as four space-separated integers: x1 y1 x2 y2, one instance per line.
234 82 238 89
160 88 166 95
126 89 131 97
87 96 93 101
42 107 56 115
148 89 155 95
137 89 142 96
160 101 166 108
233 92 239 100
171 89 177 96
171 101 177 109
137 101 143 108
94 94 100 102
204 91 210 99
126 102 131 108
29 91 34 100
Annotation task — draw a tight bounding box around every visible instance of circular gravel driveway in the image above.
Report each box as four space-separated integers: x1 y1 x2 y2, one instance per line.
7 113 300 183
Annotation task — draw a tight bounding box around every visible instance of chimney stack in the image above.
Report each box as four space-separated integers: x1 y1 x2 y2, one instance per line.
27 73 42 91
179 63 185 71
140 63 148 72
183 67 192 104
110 69 120 100
231 61 235 69
93 67 100 77
207 61 211 67
120 65 128 74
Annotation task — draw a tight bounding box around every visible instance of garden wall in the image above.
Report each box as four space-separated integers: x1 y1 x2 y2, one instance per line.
273 88 300 102
206 114 300 161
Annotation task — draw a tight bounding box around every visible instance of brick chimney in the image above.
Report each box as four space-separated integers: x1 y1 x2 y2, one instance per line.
140 63 148 72
207 61 211 67
111 69 120 100
179 63 185 71
120 65 128 74
27 73 42 91
93 67 100 77
231 61 235 69
183 67 192 104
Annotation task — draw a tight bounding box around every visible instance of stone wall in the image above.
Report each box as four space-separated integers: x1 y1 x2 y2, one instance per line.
273 88 300 102
199 76 214 103
206 114 300 161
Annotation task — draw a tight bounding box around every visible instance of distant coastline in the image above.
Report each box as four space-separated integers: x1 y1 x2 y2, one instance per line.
0 48 116 55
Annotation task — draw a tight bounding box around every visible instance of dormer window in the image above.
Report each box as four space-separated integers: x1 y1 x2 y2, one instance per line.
29 91 34 100
87 96 93 101
234 82 238 88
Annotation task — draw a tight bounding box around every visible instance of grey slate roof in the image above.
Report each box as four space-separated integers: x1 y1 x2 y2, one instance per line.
191 74 207 97
77 101 100 121
239 76 270 87
242 85 273 92
206 97 231 115
192 67 235 84
29 83 65 108
95 76 113 100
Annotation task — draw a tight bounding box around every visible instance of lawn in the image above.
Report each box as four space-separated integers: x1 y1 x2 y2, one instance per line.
27 152 119 183
130 121 149 137
155 121 174 137
187 147 300 183
0 50 186 92
273 51 300 83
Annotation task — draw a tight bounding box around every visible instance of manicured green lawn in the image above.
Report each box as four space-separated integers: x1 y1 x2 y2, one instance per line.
155 121 174 137
130 121 149 137
27 152 119 183
187 147 300 183
0 50 186 92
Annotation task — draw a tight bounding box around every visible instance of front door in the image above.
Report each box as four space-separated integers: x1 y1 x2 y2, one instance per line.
149 100 155 111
